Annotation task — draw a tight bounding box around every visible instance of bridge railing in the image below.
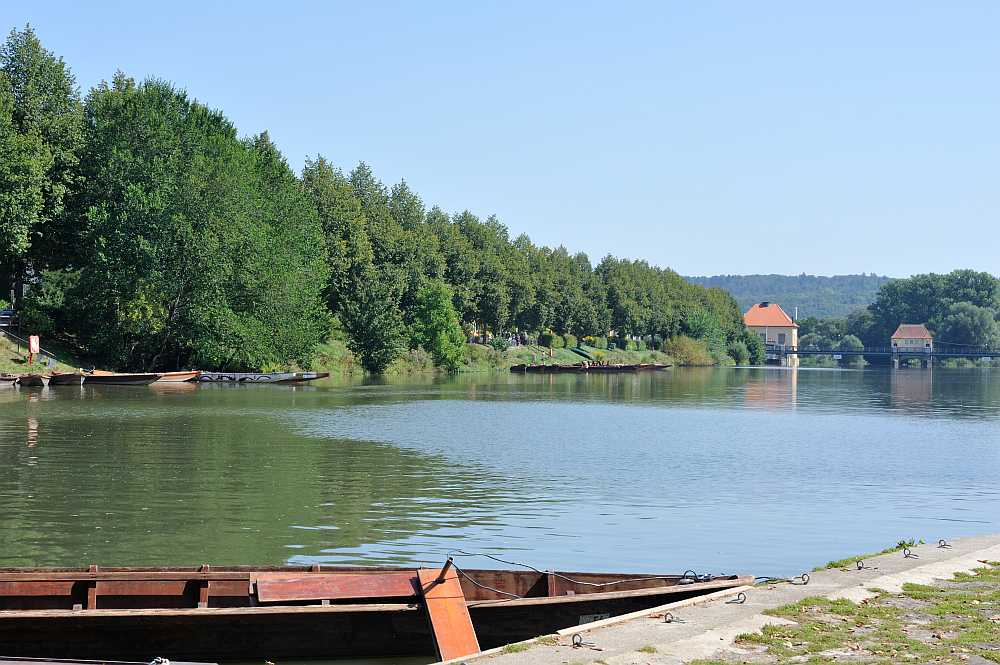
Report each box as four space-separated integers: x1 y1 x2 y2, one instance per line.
766 343 999 357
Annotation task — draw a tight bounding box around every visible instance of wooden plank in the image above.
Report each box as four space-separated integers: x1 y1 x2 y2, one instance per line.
0 582 75 596
94 581 189 596
0 572 250 582
86 566 97 610
418 568 479 661
256 572 417 602
467 575 755 608
0 602 419 618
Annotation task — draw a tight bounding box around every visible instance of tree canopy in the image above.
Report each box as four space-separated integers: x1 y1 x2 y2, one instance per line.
4 25 768 372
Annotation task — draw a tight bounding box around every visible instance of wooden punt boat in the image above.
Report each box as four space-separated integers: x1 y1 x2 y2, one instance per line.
83 373 161 386
48 372 84 386
274 371 330 383
0 563 751 662
155 371 201 383
197 371 297 383
0 374 17 386
16 374 46 387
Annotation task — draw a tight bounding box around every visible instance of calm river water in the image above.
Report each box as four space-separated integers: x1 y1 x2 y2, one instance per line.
1 367 997 579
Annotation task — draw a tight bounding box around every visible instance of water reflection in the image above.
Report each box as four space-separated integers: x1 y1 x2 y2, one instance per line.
0 368 996 577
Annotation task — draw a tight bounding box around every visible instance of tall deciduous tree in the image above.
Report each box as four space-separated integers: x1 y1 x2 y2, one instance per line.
0 74 48 278
409 280 465 372
301 156 373 312
339 266 406 373
71 75 328 370
0 26 83 288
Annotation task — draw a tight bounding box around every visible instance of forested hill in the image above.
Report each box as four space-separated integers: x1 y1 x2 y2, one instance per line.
684 274 892 319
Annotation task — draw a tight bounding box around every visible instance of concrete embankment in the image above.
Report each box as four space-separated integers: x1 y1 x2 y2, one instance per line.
441 533 1000 665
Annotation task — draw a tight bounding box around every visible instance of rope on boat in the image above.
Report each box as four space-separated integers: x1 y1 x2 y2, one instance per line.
449 550 716 588
450 560 523 599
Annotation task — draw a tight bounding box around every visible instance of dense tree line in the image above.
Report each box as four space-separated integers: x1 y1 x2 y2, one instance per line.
686 273 891 319
798 270 1000 357
1 26 757 372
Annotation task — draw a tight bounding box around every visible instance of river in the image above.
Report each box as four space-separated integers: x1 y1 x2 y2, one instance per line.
1 367 997 580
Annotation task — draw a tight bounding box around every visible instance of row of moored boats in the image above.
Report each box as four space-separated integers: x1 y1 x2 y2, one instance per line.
0 370 330 387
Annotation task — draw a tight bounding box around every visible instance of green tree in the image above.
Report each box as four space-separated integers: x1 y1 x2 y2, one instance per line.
71 75 328 370
742 329 766 364
933 302 998 347
339 267 406 373
0 26 84 289
0 74 48 274
301 156 373 312
409 280 466 372
836 334 864 367
727 340 750 365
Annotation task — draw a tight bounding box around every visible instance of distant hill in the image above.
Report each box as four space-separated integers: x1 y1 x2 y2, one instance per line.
684 274 892 319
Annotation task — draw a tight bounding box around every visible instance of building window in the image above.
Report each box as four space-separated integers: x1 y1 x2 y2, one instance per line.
778 333 786 345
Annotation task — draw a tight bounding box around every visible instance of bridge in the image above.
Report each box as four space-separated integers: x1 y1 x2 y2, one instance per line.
767 344 999 367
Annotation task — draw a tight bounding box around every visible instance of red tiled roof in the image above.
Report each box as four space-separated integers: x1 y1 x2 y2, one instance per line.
743 302 797 328
892 324 932 339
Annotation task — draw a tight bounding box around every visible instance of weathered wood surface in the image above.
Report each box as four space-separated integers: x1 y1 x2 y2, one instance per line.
418 567 480 661
0 603 419 618
256 571 417 602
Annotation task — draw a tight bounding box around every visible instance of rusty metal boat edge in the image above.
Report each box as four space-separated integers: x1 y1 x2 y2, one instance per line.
0 564 752 661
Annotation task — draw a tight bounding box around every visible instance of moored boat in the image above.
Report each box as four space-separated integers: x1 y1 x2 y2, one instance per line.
197 371 297 383
155 370 201 383
275 371 330 383
0 374 17 386
16 374 47 387
83 372 161 386
48 372 84 386
0 563 751 661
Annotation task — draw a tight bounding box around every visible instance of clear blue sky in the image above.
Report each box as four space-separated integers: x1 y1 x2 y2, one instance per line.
8 2 999 277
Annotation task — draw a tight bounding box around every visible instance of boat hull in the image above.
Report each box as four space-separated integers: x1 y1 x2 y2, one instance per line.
155 371 201 383
17 374 46 387
48 372 84 386
0 566 749 661
274 371 330 383
197 372 296 383
0 585 736 660
83 373 160 386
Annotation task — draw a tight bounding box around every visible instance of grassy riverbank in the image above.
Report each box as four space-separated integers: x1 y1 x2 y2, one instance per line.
2 333 677 377
0 334 76 374
694 561 1000 665
310 340 677 376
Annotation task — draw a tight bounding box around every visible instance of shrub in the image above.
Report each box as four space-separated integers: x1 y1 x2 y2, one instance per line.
635 339 646 351
740 330 766 364
539 332 565 348
489 336 510 352
728 340 750 365
563 334 577 348
712 350 735 366
663 335 714 366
